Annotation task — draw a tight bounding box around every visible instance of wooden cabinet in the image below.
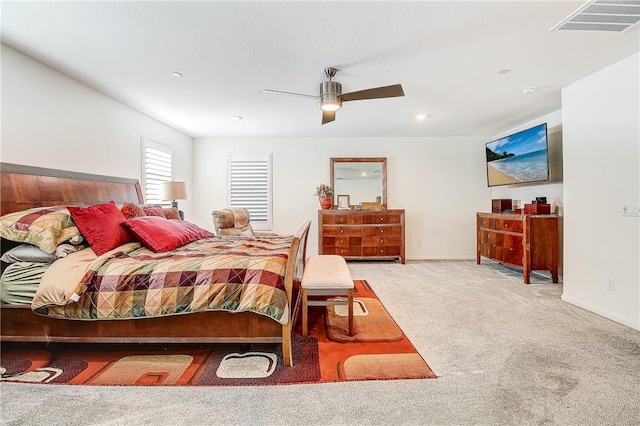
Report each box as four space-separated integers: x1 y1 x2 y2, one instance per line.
476 212 558 284
319 209 405 264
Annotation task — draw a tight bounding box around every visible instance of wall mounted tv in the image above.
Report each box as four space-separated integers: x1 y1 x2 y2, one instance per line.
485 122 549 187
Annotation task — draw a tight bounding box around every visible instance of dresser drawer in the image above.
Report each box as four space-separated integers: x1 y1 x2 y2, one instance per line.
362 235 402 247
362 213 402 224
333 247 363 256
362 226 401 237
479 217 495 229
322 225 362 236
495 219 523 233
363 246 401 257
322 214 363 225
502 234 523 265
334 236 362 247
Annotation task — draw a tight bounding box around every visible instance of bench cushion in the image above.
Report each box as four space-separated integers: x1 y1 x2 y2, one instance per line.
302 255 353 289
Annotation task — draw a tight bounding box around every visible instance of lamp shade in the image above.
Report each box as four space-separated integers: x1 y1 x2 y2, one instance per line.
161 181 187 201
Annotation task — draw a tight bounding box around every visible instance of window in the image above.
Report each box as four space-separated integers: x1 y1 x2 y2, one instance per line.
228 154 272 230
142 137 173 206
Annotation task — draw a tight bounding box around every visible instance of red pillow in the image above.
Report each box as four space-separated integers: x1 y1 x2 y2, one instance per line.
121 203 146 219
162 207 181 220
142 206 165 217
121 216 215 253
68 201 134 256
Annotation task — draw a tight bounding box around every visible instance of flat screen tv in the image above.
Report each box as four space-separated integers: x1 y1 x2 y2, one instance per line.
485 122 549 187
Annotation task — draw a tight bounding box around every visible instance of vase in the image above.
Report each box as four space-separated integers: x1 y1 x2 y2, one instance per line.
319 196 333 210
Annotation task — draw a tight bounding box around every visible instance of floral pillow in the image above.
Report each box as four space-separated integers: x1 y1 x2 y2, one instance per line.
142 206 165 217
0 206 83 253
162 207 181 220
120 203 146 219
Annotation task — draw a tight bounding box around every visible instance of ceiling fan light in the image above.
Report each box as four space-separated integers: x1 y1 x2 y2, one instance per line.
320 81 342 111
320 99 342 111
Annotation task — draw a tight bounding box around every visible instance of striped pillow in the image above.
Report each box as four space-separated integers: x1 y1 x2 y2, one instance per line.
0 206 83 253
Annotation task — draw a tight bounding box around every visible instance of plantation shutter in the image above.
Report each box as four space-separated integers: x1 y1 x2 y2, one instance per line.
228 154 272 230
142 137 173 206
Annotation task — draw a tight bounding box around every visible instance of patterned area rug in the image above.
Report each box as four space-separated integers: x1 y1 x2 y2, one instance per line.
0 280 436 386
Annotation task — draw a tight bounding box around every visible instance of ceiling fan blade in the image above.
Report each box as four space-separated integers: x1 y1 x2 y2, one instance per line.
341 84 405 102
322 110 336 125
258 89 318 100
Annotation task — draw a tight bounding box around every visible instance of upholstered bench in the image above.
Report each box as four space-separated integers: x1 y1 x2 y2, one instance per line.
301 255 354 336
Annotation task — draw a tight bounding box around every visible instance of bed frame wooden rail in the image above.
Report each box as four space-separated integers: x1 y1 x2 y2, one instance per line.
0 163 310 366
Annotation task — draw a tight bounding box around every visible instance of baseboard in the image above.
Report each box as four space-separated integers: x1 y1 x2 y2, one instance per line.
561 294 640 331
406 255 476 261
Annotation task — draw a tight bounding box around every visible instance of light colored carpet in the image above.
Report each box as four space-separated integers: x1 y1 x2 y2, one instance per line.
1 260 639 425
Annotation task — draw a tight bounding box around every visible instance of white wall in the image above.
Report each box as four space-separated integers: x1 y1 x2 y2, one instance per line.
0 45 194 217
192 136 490 258
562 53 640 330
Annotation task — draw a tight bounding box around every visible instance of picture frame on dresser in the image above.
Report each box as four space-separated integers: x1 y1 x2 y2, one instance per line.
337 195 350 209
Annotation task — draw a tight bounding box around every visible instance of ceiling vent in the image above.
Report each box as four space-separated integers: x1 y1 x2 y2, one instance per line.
550 0 640 32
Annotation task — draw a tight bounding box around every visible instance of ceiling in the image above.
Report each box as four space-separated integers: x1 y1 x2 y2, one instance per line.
2 1 638 139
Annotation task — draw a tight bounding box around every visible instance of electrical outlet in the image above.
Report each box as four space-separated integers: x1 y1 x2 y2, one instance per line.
417 239 422 246
623 204 640 217
607 277 615 291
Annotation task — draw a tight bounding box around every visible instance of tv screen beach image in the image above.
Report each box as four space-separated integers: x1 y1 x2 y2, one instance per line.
486 123 549 187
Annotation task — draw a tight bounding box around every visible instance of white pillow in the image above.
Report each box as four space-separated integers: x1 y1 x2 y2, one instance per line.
1 244 57 264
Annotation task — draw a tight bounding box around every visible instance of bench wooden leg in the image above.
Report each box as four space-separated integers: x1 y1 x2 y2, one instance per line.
301 288 308 337
347 288 354 336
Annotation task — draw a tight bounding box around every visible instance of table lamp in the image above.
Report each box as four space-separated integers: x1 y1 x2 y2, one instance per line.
161 181 187 210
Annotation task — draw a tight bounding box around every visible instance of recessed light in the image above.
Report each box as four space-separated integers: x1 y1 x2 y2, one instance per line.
498 69 510 75
522 86 536 95
171 72 183 78
415 114 427 120
230 115 243 121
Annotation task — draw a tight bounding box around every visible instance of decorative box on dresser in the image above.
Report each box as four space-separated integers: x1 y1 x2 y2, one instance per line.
476 212 558 284
318 209 405 264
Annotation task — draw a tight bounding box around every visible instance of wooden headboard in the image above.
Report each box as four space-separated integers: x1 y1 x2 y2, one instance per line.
1 162 144 216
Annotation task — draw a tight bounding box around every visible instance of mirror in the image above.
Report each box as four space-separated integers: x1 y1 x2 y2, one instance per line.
330 157 387 209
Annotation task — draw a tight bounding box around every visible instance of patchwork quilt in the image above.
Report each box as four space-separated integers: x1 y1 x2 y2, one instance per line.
32 236 293 324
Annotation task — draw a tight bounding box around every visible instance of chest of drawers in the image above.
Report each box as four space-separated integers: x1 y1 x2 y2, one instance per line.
476 212 558 284
318 209 405 264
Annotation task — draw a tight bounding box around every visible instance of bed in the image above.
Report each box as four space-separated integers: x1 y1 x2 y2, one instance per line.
0 162 311 366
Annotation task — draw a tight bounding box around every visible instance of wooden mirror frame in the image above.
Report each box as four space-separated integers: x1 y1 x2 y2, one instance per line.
330 157 387 209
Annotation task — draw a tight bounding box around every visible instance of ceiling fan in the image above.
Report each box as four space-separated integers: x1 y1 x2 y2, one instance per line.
259 67 405 125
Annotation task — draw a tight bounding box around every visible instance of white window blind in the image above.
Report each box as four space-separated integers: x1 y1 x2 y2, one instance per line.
142 137 173 206
228 154 272 230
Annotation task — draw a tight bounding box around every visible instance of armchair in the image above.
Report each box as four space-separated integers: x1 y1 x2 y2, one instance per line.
211 207 277 237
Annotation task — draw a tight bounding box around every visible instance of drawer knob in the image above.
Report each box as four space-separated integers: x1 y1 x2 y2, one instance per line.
380 230 384 233
380 239 384 243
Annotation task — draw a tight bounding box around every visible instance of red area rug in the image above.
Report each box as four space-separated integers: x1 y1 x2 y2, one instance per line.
0 280 436 386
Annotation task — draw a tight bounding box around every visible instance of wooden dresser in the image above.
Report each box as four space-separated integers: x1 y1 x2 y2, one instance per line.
476 212 558 284
318 209 405 264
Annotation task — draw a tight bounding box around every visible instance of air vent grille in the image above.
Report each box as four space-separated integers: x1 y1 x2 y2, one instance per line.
550 0 640 32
